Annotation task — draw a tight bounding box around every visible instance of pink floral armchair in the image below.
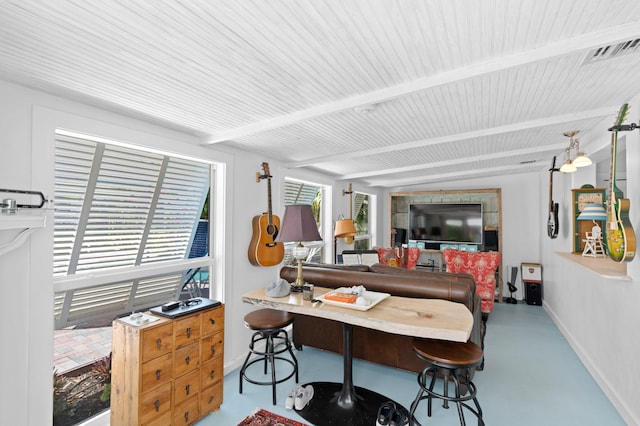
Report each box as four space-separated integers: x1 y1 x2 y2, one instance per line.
442 249 501 315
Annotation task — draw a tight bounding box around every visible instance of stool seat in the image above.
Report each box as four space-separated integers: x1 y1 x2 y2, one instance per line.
239 309 298 405
244 309 294 330
413 338 483 368
410 338 484 426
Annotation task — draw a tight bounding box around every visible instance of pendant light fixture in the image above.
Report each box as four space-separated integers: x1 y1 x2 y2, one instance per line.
560 130 592 173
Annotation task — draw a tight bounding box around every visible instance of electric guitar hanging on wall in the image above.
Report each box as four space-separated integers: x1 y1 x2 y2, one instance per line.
547 156 560 239
605 104 636 262
248 162 285 266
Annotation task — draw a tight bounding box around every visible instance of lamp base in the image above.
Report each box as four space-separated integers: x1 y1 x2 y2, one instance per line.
289 258 306 292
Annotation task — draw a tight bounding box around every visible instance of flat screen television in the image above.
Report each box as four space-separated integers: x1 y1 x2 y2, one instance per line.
409 203 483 245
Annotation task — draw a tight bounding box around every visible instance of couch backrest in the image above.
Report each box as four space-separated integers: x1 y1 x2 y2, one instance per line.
280 264 474 310
369 263 476 294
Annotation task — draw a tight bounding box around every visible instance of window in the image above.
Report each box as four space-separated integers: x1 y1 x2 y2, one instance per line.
53 131 212 329
353 191 373 250
283 178 326 264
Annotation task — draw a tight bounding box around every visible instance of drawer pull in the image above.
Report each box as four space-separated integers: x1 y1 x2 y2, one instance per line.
209 318 215 325
208 395 214 404
156 369 161 381
210 344 215 354
185 355 191 365
186 327 191 338
185 384 190 395
156 338 161 350
184 411 190 422
209 369 215 379
154 399 160 412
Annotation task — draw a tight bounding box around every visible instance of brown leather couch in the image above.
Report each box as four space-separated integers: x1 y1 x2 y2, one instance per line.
279 263 482 374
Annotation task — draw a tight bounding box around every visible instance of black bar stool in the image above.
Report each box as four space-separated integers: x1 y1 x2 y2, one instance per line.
409 338 484 426
239 309 299 405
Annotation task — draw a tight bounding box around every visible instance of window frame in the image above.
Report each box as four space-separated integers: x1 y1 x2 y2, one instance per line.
52 131 215 328
31 106 229 330
353 190 376 250
283 176 332 264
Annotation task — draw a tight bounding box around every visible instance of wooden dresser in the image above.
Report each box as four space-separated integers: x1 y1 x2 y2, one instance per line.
110 303 224 425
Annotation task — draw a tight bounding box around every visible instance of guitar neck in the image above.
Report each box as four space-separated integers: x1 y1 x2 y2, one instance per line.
548 156 556 212
609 131 622 203
548 173 554 211
609 103 629 205
266 176 273 224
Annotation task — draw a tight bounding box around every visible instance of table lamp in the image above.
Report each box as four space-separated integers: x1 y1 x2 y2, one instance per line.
276 204 322 291
577 203 607 234
577 203 607 257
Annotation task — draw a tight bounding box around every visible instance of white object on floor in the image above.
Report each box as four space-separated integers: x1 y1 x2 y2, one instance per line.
285 385 303 410
294 385 314 410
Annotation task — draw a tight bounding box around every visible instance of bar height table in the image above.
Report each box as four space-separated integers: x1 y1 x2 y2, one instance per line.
242 287 473 425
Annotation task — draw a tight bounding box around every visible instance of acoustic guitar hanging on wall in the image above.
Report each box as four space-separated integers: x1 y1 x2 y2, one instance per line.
605 104 636 262
248 162 285 267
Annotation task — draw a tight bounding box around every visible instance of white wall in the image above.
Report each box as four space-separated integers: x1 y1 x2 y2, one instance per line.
539 100 640 425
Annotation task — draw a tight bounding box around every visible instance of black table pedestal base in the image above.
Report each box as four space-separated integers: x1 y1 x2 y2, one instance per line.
296 381 408 426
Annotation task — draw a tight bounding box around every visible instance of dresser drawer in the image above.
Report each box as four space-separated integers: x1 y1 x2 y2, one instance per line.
174 342 199 377
174 313 201 348
141 322 174 362
141 353 172 393
174 369 200 405
173 396 200 426
200 378 223 414
201 306 224 337
200 356 224 389
201 332 224 364
142 410 171 426
139 382 171 425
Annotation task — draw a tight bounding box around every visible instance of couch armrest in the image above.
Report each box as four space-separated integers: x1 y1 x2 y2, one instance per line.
470 294 482 347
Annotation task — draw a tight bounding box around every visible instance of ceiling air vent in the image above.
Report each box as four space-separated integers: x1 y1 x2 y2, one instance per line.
582 38 640 65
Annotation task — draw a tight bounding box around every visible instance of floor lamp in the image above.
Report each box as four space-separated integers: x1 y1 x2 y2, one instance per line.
334 183 357 263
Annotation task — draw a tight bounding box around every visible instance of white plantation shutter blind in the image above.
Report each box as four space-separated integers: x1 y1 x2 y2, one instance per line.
53 132 211 328
143 158 210 264
284 180 319 205
54 137 96 276
55 135 209 275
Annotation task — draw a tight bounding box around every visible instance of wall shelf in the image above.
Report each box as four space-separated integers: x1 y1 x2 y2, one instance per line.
0 212 47 256
557 252 629 281
0 212 47 231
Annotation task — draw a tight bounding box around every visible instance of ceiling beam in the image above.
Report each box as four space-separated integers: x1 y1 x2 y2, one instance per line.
292 107 615 168
204 22 640 144
366 162 545 188
341 143 567 180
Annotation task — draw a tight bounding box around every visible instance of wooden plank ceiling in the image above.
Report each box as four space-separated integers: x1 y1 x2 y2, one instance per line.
1 0 640 187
